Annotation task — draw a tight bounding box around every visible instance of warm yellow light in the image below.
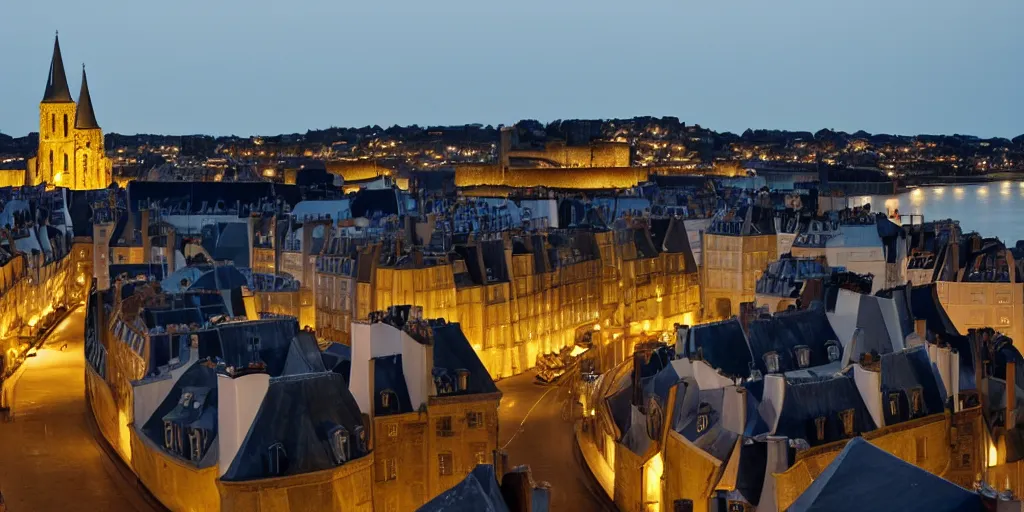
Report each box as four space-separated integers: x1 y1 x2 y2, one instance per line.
27 315 39 327
263 168 276 177
978 186 989 196
54 172 64 185
593 323 601 331
644 453 664 511
76 274 86 285
989 441 999 467
642 320 651 332
590 409 596 417
656 296 663 303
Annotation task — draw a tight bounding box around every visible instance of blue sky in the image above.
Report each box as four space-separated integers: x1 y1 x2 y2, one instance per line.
1 0 1021 137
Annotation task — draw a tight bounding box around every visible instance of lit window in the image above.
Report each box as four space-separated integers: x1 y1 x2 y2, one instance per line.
163 421 174 450
466 411 484 429
839 408 855 437
910 388 923 416
387 424 399 438
888 392 901 418
814 416 827 441
438 452 454 476
188 428 204 463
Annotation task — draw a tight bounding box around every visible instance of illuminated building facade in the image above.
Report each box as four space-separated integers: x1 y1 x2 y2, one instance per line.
702 206 778 319
28 34 112 190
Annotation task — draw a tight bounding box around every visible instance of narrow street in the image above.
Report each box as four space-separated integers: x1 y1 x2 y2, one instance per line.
497 370 615 511
0 309 163 512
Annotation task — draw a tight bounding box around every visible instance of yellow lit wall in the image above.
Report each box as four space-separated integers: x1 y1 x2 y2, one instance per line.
131 432 221 512
936 281 1024 352
217 456 375 512
0 169 26 188
663 431 723 512
703 233 777 318
427 395 502 499
455 164 648 190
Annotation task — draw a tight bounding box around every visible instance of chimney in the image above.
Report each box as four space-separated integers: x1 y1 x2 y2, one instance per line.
141 209 151 263
164 225 177 275
1008 359 1017 428
217 372 271 477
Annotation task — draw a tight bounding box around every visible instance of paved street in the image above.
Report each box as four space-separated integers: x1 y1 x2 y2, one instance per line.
0 309 163 512
498 370 615 511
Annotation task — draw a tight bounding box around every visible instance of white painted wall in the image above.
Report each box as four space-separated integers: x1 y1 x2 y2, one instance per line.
826 289 862 348
876 296 906 353
400 330 431 409
132 348 199 428
217 372 271 477
761 374 786 435
721 385 746 435
350 322 404 415
853 364 883 428
692 359 735 390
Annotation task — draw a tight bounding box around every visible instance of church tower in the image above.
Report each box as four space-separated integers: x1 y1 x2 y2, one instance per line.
34 33 77 187
74 66 109 190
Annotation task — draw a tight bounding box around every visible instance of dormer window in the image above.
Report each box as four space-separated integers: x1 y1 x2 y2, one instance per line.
380 389 397 412
888 391 901 418
248 335 261 365
188 428 205 463
839 409 855 437
696 403 711 434
794 345 811 369
355 426 366 453
814 416 827 442
328 426 349 465
763 351 780 374
267 442 287 476
163 421 174 450
825 340 841 363
910 388 923 417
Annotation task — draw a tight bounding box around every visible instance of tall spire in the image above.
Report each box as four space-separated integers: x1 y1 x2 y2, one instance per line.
42 32 73 103
75 65 100 129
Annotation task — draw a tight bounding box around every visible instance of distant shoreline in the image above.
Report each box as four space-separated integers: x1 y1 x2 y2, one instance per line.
896 172 1024 193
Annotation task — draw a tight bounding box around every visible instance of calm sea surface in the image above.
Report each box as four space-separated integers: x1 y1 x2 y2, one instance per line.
847 181 1024 245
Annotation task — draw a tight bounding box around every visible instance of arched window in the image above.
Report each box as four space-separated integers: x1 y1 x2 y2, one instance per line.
51 114 55 133
63 114 68 137
48 150 53 172
83 154 88 176
63 153 68 172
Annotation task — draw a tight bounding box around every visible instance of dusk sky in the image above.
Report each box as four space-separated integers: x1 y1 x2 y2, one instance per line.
1 0 1021 138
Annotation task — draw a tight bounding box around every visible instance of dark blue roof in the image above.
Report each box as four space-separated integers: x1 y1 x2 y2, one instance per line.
418 464 510 512
431 323 499 396
202 222 251 267
190 265 249 291
140 363 218 459
201 318 318 377
789 437 981 512
221 372 366 481
685 319 752 379
775 374 876 446
374 354 414 416
910 284 962 339
735 441 768 505
747 303 838 375
880 346 947 424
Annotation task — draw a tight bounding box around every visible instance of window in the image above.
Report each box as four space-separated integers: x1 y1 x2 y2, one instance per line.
793 345 810 369
839 409 855 437
472 443 488 465
51 114 55 133
466 411 484 429
63 114 68 137
163 421 174 450
267 443 286 476
438 452 454 476
379 458 397 482
910 388 923 416
696 403 711 434
48 150 53 173
888 392 901 418
436 416 453 437
826 340 841 363
916 437 927 465
189 428 204 463
386 423 399 438
63 153 68 172
814 416 827 442
763 351 780 374
354 426 366 452
83 154 88 176
328 426 349 465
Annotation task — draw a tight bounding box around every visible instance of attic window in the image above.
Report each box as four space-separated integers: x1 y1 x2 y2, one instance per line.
188 428 205 463
696 403 711 434
763 351 780 374
825 340 841 363
248 335 261 364
380 389 397 412
814 416 827 442
267 442 287 476
328 426 349 465
910 388 923 416
793 345 811 369
888 392 901 418
839 408 855 437
179 391 194 408
354 426 366 453
163 421 174 450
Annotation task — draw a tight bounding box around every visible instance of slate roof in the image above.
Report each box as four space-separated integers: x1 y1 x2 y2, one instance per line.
418 465 512 512
683 318 752 379
431 322 499 396
774 374 876 446
373 354 414 416
880 346 947 425
74 68 100 129
220 372 367 481
788 437 981 512
747 303 838 375
42 34 73 103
